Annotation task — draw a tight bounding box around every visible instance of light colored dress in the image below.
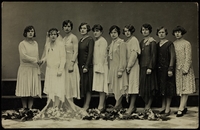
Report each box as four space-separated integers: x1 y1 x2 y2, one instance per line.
108 38 128 100
42 37 66 102
173 38 196 95
92 36 109 93
34 36 88 120
15 40 41 98
125 36 141 94
63 33 80 99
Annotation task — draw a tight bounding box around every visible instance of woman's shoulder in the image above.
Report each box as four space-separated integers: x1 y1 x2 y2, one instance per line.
19 40 37 45
117 38 124 43
174 39 190 45
99 36 108 43
182 39 190 44
166 40 173 44
87 36 95 42
70 33 78 39
130 36 139 42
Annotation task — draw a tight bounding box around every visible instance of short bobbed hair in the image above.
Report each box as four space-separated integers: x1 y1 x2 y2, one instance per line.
109 25 120 35
92 24 103 32
156 26 168 36
172 26 187 36
140 23 152 34
23 25 36 37
47 28 59 37
62 20 73 30
78 22 91 32
122 24 135 35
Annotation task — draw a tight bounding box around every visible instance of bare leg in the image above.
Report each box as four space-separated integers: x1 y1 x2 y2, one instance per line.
83 92 91 110
161 97 166 110
21 97 27 108
115 96 123 108
178 94 188 111
126 94 137 113
165 97 172 113
183 94 188 108
98 92 106 109
144 97 153 109
27 97 34 109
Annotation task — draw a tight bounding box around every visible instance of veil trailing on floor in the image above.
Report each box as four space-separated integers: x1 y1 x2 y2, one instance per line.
33 97 88 120
33 32 88 120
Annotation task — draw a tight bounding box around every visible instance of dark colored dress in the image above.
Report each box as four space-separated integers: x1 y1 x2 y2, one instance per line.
156 41 176 97
78 36 95 97
138 37 158 104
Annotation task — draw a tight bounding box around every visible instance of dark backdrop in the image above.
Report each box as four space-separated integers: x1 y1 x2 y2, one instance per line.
2 2 199 80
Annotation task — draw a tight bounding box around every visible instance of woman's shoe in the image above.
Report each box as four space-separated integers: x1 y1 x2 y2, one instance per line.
159 109 166 114
164 109 171 116
176 110 184 117
98 107 106 113
123 108 137 117
174 108 188 114
113 104 123 111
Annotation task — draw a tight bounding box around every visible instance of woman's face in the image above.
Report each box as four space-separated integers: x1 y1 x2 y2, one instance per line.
124 28 131 38
49 31 58 42
80 25 88 35
174 31 183 39
63 23 72 34
141 27 150 37
110 28 119 40
158 28 166 39
93 29 102 39
26 29 34 38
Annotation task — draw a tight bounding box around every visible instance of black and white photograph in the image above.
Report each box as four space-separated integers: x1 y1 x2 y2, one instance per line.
1 2 199 128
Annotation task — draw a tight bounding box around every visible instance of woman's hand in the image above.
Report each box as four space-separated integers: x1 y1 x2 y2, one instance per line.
57 71 62 76
83 68 88 73
117 71 122 78
126 68 131 74
146 69 152 74
168 71 173 77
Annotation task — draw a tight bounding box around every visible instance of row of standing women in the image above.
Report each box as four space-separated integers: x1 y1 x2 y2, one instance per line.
15 21 196 119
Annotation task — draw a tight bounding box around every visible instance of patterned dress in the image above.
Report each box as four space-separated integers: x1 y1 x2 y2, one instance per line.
92 36 109 93
108 38 128 100
78 36 95 97
173 38 196 95
63 33 80 99
125 36 141 94
156 40 176 97
15 40 41 98
139 37 158 104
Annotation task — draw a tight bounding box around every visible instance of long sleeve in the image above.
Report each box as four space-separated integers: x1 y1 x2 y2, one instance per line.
168 43 176 71
84 38 94 69
183 41 192 73
58 42 66 73
19 42 37 63
118 42 127 72
148 41 157 69
71 35 79 62
127 38 141 69
127 51 138 69
94 38 108 73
